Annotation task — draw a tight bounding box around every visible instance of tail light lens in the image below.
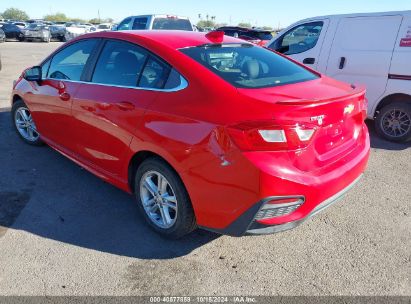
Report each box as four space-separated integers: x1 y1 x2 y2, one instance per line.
227 121 317 151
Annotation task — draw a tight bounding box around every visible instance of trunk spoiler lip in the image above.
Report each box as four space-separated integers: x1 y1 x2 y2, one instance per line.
274 86 366 106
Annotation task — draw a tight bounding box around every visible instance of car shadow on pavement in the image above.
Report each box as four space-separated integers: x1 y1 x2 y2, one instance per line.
0 110 219 259
366 120 411 151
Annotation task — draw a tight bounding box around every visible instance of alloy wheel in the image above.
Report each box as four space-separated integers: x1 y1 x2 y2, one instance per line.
14 107 40 142
139 171 178 229
380 108 411 138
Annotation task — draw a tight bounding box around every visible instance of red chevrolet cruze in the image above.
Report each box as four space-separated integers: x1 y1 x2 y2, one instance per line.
11 30 370 238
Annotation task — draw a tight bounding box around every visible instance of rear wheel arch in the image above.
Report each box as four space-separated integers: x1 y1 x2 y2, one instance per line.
12 94 24 106
374 93 411 117
127 150 186 194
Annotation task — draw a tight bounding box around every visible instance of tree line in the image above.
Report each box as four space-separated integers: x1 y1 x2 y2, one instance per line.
1 7 275 30
0 7 113 24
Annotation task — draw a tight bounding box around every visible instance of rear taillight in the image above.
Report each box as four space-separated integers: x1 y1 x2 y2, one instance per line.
255 196 304 221
227 121 317 151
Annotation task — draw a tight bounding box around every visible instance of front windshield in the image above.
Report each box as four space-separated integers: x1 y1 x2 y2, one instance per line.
27 24 41 30
180 44 318 89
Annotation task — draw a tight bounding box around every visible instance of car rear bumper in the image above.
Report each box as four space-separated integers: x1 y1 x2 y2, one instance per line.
245 174 362 235
198 124 369 237
201 173 363 237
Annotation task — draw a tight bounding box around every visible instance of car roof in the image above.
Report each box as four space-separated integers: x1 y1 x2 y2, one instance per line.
292 10 411 23
80 30 245 49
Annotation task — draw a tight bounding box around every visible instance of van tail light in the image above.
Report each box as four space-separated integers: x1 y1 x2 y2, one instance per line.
227 121 317 151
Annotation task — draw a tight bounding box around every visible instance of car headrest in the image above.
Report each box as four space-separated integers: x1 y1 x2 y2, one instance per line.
242 60 260 79
114 52 139 71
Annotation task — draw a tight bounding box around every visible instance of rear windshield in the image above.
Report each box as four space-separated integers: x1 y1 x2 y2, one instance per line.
252 32 273 41
152 18 192 31
180 44 318 89
98 24 110 29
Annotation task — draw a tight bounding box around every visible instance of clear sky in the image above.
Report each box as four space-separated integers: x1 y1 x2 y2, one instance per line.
1 0 410 28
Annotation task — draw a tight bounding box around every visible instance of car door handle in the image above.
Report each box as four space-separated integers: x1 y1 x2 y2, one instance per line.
116 101 135 111
303 57 315 64
59 92 71 101
339 57 346 69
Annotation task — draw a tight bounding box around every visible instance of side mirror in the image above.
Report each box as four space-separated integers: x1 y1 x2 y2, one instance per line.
23 66 42 82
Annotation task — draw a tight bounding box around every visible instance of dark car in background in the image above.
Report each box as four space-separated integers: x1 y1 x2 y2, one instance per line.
49 24 66 41
217 26 273 46
22 23 51 42
0 28 5 42
0 23 24 41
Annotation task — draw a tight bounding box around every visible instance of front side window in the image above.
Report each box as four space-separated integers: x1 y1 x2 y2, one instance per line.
181 44 318 89
152 17 192 31
132 18 148 30
41 59 51 79
47 39 97 80
270 22 324 55
92 40 148 87
117 18 132 31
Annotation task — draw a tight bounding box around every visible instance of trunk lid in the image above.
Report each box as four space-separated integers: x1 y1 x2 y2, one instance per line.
235 77 367 171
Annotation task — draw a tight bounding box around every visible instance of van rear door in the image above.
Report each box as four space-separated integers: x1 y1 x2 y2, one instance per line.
325 15 403 116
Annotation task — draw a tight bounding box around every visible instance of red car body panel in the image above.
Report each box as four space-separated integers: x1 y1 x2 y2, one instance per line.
11 31 370 236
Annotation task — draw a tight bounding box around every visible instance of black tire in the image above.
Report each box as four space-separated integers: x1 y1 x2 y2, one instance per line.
375 102 411 142
11 99 44 146
134 157 196 239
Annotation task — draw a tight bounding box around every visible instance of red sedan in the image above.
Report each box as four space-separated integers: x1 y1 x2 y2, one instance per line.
11 30 370 238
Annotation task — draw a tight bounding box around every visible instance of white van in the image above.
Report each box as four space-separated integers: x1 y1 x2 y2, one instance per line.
267 11 411 142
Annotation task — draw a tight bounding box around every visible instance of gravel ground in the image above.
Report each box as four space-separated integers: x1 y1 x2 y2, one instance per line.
0 41 410 296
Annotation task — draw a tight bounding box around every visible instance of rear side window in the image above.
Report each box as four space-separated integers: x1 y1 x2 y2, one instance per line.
139 57 171 89
253 32 273 41
270 22 323 55
132 18 148 30
181 44 318 89
92 40 148 87
152 17 192 31
47 39 97 80
164 68 184 90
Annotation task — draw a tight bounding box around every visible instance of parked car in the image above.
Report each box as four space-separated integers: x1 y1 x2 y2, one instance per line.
64 23 88 41
13 22 27 29
95 23 113 32
22 23 51 42
116 14 193 31
49 24 66 41
0 28 5 42
11 31 369 238
267 10 411 142
0 23 24 41
217 26 273 46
